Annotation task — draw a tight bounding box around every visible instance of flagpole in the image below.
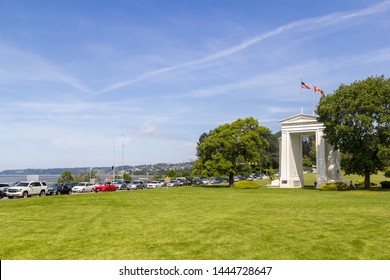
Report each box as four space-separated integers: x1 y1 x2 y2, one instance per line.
300 79 303 114
312 89 314 115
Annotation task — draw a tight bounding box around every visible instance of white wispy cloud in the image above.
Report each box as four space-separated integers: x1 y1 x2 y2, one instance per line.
97 1 390 94
0 44 92 94
135 120 197 143
327 47 390 70
165 46 390 99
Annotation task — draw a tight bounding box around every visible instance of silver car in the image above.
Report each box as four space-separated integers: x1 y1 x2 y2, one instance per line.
166 180 179 187
113 179 128 190
126 180 146 190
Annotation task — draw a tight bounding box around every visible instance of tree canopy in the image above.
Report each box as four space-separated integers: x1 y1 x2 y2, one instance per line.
192 117 271 186
57 170 74 184
316 76 390 188
57 169 101 183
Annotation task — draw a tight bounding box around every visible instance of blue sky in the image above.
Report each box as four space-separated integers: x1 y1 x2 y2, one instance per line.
1 0 390 170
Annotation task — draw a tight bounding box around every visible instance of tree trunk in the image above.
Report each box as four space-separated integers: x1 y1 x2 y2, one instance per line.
364 171 370 190
229 172 235 187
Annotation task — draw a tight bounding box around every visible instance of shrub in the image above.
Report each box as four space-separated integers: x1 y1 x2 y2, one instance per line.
319 183 337 191
380 181 390 189
234 180 260 189
319 182 348 191
336 182 349 191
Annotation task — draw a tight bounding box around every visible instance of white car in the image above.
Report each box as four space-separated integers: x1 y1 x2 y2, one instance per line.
147 181 159 189
156 180 165 188
72 182 95 193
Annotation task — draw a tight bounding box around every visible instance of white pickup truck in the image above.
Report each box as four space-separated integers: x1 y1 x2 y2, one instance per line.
6 181 48 198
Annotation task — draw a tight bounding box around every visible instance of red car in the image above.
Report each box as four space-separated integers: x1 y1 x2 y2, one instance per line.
94 182 117 192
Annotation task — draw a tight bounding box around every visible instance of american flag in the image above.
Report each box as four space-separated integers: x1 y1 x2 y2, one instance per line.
301 81 311 89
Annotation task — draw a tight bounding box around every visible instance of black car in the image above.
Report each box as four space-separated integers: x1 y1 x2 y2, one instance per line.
0 183 10 198
46 183 72 195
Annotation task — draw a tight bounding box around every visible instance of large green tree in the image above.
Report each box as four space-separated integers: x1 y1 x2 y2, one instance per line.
193 117 271 187
316 76 390 189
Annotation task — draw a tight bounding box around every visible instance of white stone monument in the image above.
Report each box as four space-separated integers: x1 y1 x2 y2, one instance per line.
274 114 342 188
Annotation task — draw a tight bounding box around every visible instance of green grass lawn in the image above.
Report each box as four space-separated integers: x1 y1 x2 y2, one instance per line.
1 179 390 260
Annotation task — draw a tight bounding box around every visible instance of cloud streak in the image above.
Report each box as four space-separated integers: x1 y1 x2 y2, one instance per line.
164 46 390 99
98 1 390 94
0 44 92 94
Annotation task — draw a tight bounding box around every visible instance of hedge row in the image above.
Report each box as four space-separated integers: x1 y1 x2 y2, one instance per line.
234 180 260 189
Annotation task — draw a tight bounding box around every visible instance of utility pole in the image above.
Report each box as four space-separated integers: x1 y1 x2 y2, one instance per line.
113 142 116 182
122 134 124 178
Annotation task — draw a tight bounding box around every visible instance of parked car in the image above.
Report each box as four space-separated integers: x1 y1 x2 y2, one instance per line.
185 178 195 186
193 179 204 185
147 181 159 189
113 179 129 190
72 182 95 193
63 182 77 189
6 181 47 198
127 180 146 190
94 182 117 192
156 179 166 188
200 178 210 184
0 183 10 198
46 183 72 195
175 177 187 186
166 180 179 187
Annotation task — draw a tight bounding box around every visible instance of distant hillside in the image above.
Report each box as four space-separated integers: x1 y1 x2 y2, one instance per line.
0 162 194 176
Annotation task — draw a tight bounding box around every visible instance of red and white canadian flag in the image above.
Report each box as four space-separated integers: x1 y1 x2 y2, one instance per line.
314 86 325 94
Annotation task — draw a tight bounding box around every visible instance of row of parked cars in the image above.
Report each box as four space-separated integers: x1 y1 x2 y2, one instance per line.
0 181 117 198
112 178 200 189
0 178 185 199
46 181 120 194
0 175 267 199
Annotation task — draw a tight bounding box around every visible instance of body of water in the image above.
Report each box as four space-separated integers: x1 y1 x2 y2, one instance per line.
0 174 60 185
